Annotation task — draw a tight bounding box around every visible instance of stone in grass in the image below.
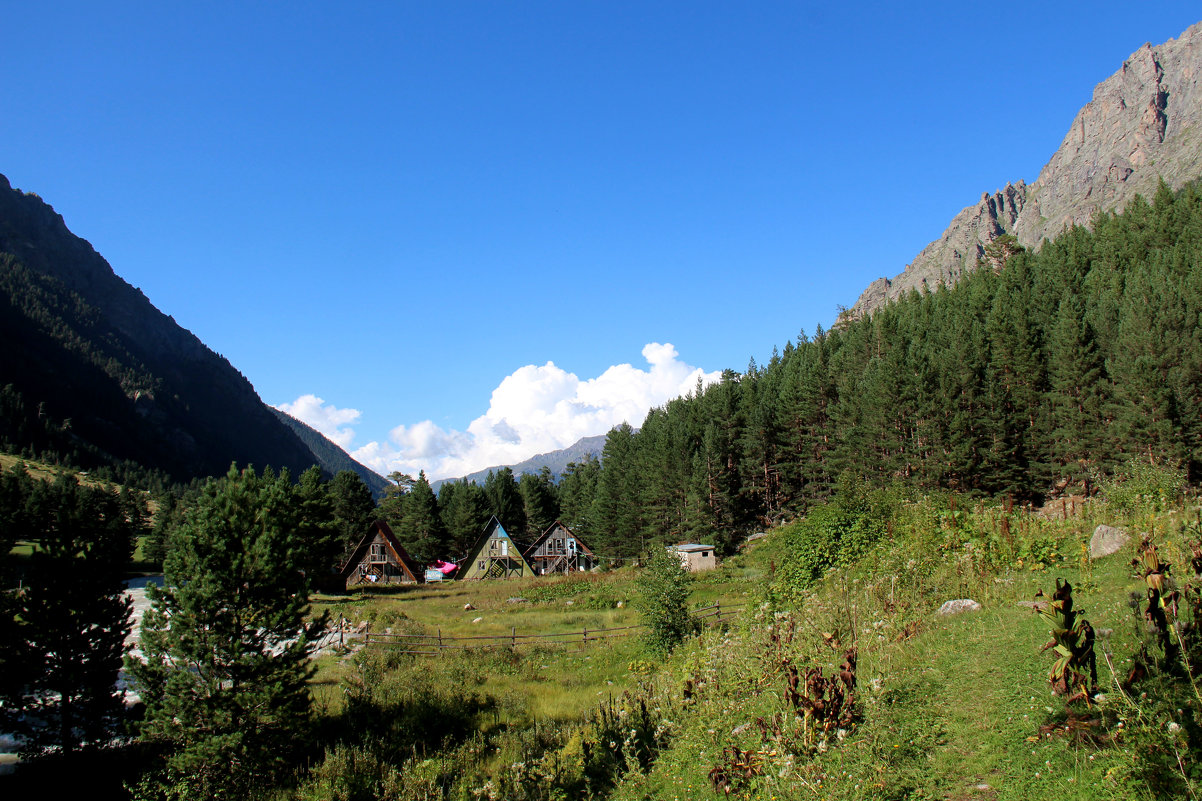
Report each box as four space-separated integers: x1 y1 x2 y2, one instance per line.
1089 524 1130 560
507 597 528 604
471 616 484 624
938 599 982 616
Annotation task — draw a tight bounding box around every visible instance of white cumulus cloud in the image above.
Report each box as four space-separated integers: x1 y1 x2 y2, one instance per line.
274 394 361 449
352 342 721 480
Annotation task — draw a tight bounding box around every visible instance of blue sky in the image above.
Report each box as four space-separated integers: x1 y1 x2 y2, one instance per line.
4 2 1200 479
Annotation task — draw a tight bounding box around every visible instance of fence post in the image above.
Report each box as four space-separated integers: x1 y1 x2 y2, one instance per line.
365 621 371 644
339 615 344 648
715 602 722 622
438 628 442 649
583 626 588 646
512 626 516 648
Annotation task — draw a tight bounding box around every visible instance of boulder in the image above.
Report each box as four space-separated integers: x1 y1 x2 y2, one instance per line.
1090 525 1129 559
938 599 982 616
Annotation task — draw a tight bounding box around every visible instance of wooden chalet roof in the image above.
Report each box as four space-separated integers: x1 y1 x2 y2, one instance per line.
523 520 595 558
339 520 425 583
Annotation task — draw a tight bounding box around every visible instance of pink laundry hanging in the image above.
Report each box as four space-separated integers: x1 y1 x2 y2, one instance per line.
432 559 458 575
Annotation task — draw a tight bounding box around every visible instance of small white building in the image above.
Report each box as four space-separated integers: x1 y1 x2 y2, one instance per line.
671 543 717 572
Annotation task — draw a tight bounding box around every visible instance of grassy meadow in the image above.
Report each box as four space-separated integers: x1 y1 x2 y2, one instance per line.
297 481 1202 800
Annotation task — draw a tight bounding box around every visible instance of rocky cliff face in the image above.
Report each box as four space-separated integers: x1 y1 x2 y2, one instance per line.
846 21 1202 320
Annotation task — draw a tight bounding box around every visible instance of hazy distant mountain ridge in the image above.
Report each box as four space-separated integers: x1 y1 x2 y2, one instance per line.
432 434 607 489
848 21 1202 318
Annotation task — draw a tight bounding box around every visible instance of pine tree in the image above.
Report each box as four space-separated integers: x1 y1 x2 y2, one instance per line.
0 464 36 733
438 480 488 560
401 471 447 561
1042 292 1107 486
324 469 376 563
519 467 560 538
483 467 527 545
129 465 322 799
590 423 642 557
557 456 601 536
19 473 135 757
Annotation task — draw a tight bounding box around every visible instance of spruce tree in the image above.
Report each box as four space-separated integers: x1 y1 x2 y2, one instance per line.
483 467 526 544
401 471 447 561
438 479 488 560
324 469 376 563
557 456 601 536
519 467 560 538
19 474 135 756
129 465 322 799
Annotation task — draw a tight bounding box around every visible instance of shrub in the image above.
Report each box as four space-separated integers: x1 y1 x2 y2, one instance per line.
636 548 700 656
1097 457 1186 517
768 499 886 606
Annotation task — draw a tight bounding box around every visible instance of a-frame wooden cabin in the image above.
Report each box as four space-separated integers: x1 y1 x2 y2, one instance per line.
524 520 596 575
458 516 534 580
340 520 425 590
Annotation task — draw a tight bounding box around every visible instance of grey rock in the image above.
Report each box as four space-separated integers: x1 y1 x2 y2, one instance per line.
845 22 1202 321
1090 524 1130 559
507 597 528 604
938 599 982 616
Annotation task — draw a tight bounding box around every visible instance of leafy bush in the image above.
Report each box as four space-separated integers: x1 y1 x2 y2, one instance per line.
1097 457 1186 517
636 548 700 656
768 498 886 606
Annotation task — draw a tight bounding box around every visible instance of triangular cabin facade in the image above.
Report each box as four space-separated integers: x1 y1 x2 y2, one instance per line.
525 520 596 575
340 520 425 590
459 516 534 580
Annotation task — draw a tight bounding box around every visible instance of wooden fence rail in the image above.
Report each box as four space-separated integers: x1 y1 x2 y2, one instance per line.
363 602 746 654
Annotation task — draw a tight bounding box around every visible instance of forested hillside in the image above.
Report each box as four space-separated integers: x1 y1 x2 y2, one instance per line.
568 181 1202 556
368 182 1202 569
0 174 371 487
270 408 390 499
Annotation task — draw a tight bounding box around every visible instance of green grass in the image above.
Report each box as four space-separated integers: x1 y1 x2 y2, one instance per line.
604 500 1202 801
289 496 1202 799
306 560 752 730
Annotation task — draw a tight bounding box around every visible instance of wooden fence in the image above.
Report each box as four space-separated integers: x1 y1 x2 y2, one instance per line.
363 602 745 656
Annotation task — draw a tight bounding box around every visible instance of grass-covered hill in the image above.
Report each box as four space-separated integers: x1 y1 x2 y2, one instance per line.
288 463 1200 801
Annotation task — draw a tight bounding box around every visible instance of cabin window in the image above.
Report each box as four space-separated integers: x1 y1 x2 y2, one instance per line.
478 560 485 570
500 540 508 556
370 544 386 563
703 551 711 558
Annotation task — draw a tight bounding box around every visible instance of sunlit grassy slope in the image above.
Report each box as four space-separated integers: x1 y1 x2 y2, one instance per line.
293 484 1202 799
609 500 1201 801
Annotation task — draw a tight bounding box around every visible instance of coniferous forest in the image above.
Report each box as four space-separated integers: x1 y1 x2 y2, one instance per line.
539 181 1202 556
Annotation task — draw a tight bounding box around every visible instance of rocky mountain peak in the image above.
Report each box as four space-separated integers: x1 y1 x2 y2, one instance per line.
845 21 1202 321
